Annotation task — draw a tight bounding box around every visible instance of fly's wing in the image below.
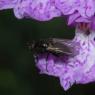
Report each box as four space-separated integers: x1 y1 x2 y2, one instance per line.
52 38 74 47
48 38 78 56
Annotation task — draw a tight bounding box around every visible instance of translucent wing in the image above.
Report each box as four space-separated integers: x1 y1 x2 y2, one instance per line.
48 38 78 56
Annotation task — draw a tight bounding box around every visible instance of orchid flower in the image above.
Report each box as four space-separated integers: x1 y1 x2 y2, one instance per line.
1 0 95 91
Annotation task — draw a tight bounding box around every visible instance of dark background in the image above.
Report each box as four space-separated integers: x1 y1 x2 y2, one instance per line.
0 10 95 95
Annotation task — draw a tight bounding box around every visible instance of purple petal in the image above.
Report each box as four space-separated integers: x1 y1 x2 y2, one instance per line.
0 0 17 10
13 0 62 20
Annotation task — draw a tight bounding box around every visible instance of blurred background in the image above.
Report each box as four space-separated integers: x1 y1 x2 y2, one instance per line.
0 10 95 95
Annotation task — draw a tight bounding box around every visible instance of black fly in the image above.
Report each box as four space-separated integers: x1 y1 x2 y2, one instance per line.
27 38 77 57
26 38 78 71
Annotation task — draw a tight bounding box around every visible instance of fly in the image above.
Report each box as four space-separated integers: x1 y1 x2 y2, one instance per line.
27 38 77 57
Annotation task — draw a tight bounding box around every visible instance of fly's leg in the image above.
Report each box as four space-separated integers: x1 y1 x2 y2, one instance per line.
46 53 50 72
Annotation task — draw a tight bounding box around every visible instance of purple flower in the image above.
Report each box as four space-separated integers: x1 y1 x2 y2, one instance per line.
1 0 95 25
55 0 95 17
54 0 95 27
35 26 95 91
1 0 95 91
0 0 17 10
0 0 61 20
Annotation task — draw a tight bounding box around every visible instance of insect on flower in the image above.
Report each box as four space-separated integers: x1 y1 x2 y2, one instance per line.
27 38 77 58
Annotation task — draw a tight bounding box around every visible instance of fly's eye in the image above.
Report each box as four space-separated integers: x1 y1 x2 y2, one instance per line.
43 43 48 47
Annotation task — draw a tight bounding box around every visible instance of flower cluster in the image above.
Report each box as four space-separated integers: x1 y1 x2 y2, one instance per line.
0 0 61 20
1 0 95 25
55 0 95 24
1 0 95 91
